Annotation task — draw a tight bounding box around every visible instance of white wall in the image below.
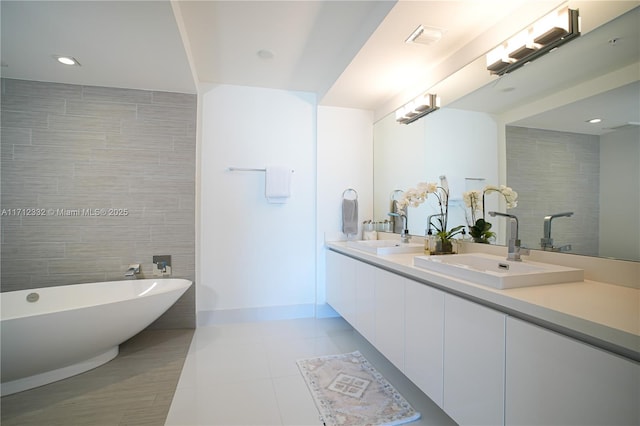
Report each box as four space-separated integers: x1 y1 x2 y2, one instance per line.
199 84 317 322
599 125 640 261
422 108 500 237
374 110 427 226
317 106 373 306
317 106 374 242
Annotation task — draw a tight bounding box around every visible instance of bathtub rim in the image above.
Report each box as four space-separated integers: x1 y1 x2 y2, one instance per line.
0 278 192 321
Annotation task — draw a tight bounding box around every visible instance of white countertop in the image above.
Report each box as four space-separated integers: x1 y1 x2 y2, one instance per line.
326 241 640 362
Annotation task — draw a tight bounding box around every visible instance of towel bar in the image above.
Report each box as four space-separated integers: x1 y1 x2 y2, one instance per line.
228 167 266 172
342 188 358 200
228 167 294 173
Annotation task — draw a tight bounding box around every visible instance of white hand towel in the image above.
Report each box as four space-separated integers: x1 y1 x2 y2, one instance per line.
446 175 466 201
265 166 291 203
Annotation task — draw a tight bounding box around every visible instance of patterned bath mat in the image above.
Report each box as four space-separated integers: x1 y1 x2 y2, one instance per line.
297 351 421 426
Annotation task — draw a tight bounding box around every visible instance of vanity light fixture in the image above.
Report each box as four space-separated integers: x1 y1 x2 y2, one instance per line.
395 93 440 124
486 6 580 76
53 55 81 66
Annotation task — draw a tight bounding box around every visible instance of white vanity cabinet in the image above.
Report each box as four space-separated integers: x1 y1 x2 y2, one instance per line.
326 249 445 401
326 247 638 426
404 280 445 407
443 294 506 426
325 249 356 324
374 268 406 370
326 251 377 341
326 251 405 369
505 317 640 426
354 260 375 342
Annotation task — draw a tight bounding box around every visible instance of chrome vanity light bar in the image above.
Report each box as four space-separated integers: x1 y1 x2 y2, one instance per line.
486 7 580 76
395 93 441 124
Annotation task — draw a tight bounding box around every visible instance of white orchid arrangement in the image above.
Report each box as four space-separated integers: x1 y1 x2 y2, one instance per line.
397 178 464 243
462 185 518 242
396 182 438 209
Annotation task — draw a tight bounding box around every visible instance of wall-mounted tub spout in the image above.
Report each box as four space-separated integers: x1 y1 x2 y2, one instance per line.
125 264 140 279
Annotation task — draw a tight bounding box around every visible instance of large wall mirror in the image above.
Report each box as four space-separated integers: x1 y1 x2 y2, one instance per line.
373 5 639 262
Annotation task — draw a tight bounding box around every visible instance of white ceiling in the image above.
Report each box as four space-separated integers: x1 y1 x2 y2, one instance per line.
309 0 547 110
0 1 196 94
1 0 638 127
174 0 395 99
0 0 566 109
509 81 640 135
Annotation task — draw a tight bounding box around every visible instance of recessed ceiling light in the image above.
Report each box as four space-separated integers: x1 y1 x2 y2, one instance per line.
587 118 602 124
256 49 274 60
53 55 81 66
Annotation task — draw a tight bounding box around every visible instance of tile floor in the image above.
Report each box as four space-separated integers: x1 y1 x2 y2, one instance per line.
1 317 456 426
166 317 456 426
1 329 194 426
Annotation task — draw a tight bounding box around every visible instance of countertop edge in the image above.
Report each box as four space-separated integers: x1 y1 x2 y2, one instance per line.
326 242 640 363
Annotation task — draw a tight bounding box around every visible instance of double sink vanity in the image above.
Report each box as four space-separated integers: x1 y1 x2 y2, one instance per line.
326 237 639 425
348 239 584 289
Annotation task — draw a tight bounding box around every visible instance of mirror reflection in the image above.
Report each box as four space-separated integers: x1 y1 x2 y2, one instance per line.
373 6 639 262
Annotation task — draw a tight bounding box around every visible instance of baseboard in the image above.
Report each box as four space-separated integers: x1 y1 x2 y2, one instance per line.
197 303 338 326
315 303 339 318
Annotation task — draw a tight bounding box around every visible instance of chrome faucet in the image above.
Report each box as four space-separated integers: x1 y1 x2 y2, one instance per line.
489 211 528 261
388 212 411 243
541 212 573 251
125 264 140 279
427 213 444 232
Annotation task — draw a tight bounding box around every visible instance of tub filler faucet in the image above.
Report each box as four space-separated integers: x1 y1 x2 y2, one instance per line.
488 211 528 261
541 212 573 251
125 264 140 279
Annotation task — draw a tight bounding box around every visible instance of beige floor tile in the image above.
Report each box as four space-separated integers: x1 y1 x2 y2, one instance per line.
1 329 193 426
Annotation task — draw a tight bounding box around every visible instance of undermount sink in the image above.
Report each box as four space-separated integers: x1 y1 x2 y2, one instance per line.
413 253 584 289
347 240 424 255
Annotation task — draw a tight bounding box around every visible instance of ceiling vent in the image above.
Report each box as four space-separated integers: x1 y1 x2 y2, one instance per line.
405 25 445 45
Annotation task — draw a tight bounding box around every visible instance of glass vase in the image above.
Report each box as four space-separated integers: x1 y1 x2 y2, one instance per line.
435 239 454 255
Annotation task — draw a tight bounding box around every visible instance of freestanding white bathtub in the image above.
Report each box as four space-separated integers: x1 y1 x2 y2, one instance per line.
0 278 192 396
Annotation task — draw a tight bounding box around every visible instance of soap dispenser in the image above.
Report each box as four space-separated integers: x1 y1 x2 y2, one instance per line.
424 229 435 255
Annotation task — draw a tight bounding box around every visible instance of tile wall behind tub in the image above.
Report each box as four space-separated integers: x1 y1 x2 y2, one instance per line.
0 79 196 328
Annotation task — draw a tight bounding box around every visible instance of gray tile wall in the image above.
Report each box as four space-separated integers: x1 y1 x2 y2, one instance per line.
1 79 196 328
506 126 599 256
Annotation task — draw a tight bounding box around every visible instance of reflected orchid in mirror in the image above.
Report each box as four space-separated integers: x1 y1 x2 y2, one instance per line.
396 182 438 209
397 177 464 252
463 185 518 243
